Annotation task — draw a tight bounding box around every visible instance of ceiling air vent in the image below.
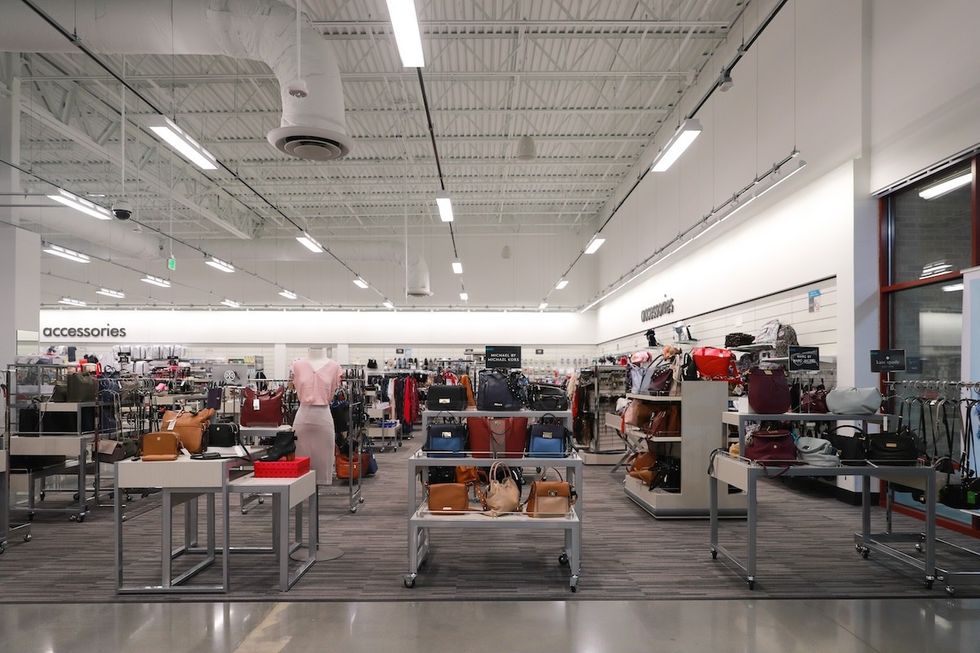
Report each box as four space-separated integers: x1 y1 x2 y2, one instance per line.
268 126 350 161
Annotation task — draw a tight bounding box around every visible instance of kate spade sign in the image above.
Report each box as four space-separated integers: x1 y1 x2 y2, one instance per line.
641 298 675 323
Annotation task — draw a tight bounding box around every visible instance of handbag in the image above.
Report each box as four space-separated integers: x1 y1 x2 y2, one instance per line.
426 385 467 411
241 387 284 427
526 473 574 518
527 415 569 458
478 461 521 514
744 429 798 466
425 421 467 457
796 436 841 467
141 432 181 461
427 483 469 514
826 387 881 415
725 332 755 348
51 381 68 403
477 370 521 410
800 383 829 413
647 364 674 394
161 409 215 454
866 431 919 465
691 347 739 381
335 447 365 479
527 383 569 411
681 353 699 382
206 422 241 448
455 465 480 485
627 450 657 485
644 405 681 437
827 425 868 464
66 373 98 403
747 367 791 414
648 456 681 492
623 400 656 428
466 417 528 458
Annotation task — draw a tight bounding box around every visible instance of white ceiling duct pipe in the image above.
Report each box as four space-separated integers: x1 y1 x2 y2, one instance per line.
23 205 164 260
1 0 351 160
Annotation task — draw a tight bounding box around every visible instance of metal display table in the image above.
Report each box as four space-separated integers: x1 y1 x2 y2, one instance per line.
708 451 939 590
421 409 572 432
405 450 583 591
723 411 895 452
10 433 96 522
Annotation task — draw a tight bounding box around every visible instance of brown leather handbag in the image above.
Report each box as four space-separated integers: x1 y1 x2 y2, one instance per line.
161 409 215 454
623 400 655 428
427 483 469 514
627 450 657 485
526 473 574 518
455 465 480 485
141 432 181 461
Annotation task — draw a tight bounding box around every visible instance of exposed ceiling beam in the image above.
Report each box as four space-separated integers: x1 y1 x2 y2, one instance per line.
23 71 695 83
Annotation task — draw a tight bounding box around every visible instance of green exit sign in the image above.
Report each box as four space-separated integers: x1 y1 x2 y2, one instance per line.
167 257 176 271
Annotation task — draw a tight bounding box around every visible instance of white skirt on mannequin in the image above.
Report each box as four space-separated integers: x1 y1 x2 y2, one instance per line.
293 404 335 485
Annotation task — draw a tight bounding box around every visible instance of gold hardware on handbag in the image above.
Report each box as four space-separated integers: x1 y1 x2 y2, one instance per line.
141 432 181 461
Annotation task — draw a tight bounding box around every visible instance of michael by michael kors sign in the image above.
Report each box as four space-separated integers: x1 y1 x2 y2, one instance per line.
640 298 675 323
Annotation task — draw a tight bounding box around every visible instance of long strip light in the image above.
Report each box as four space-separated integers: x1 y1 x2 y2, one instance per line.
58 297 86 307
47 189 112 220
436 194 454 222
220 298 241 308
278 289 298 300
459 291 469 301
584 235 606 255
96 287 125 299
141 274 171 288
147 115 218 170
580 154 806 313
452 259 463 274
296 232 324 253
353 277 370 289
383 300 395 309
538 302 549 310
385 0 425 67
205 256 235 273
43 243 90 263
919 172 972 200
650 119 703 172
920 261 953 279
555 278 569 290
943 282 965 292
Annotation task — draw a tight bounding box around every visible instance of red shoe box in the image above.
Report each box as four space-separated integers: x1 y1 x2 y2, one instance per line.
254 456 310 478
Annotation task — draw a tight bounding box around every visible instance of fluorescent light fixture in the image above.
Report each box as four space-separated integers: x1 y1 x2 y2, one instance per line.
555 278 569 290
459 291 469 301
919 172 972 200
58 297 86 307
920 261 953 279
942 282 965 292
278 289 298 300
353 277 370 289
96 287 125 299
205 256 235 273
47 188 112 220
296 232 324 253
584 235 606 255
147 115 218 170
436 194 454 222
650 118 703 172
141 274 171 288
385 0 425 67
43 243 90 263
538 302 549 310
220 298 241 308
452 259 463 274
580 152 806 313
383 300 395 309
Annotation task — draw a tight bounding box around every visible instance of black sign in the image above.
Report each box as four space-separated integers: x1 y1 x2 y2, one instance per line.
640 298 675 323
788 346 820 372
907 356 923 374
117 353 131 364
485 345 522 369
871 349 906 373
535 349 544 355
395 348 405 354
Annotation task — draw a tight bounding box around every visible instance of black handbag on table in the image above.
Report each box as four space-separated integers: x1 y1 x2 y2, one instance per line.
477 370 522 411
866 431 919 465
827 425 867 465
426 385 467 411
206 422 241 448
527 384 569 411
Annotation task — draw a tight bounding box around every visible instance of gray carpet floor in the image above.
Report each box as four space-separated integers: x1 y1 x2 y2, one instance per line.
1 441 979 602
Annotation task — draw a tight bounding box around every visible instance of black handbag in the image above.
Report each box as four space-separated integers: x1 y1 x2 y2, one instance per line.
725 332 755 348
648 456 681 492
681 354 699 381
426 385 467 411
527 384 569 411
206 422 241 448
827 425 867 465
67 373 98 403
425 421 467 457
866 431 919 465
477 371 521 411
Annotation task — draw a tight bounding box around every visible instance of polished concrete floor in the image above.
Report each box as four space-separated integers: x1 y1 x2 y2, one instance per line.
1 599 977 653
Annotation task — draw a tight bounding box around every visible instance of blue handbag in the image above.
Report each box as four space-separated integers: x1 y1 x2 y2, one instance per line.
527 415 569 458
425 422 467 457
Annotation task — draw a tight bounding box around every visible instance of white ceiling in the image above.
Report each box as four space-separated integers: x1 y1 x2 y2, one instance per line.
5 0 747 309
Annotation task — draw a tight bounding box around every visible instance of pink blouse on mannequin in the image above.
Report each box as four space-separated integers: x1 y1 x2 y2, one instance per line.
290 358 343 405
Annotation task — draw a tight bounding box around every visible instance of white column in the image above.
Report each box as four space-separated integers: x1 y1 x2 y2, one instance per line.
334 344 350 364
273 343 287 379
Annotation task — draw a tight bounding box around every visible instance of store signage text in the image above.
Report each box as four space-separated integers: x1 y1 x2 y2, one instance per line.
43 325 127 338
788 346 820 372
640 298 675 323
485 345 522 369
871 349 906 373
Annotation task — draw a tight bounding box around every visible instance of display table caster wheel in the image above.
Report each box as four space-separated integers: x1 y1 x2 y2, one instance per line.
126 494 134 502
258 498 265 505
915 543 923 553
0 543 6 554
349 506 358 514
70 514 85 523
558 553 569 567
73 493 80 501
359 497 365 504
946 585 955 596
27 513 35 522
39 491 46 501
403 574 416 588
569 575 579 593
747 580 755 590
855 544 870 559
711 548 718 560
925 577 934 589
24 533 32 543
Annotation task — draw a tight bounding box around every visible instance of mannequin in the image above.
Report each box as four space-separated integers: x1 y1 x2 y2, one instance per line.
290 346 343 485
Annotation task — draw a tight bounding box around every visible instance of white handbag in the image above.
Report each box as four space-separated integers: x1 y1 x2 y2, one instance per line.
796 436 841 467
826 387 881 415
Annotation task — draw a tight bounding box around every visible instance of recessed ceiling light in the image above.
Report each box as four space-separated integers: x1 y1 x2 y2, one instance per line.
147 115 218 170
48 189 113 220
141 274 171 288
59 297 86 307
436 194 454 222
383 300 395 309
296 232 324 253
279 289 298 300
650 118 702 172
43 243 90 263
353 277 370 289
538 302 548 310
220 298 241 308
385 0 425 67
919 172 972 200
459 291 469 301
584 235 606 255
942 282 965 292
451 259 463 274
555 278 569 290
205 256 235 273
96 287 125 299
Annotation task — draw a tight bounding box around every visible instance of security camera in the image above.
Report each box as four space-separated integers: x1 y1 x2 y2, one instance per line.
112 198 133 221
287 78 309 99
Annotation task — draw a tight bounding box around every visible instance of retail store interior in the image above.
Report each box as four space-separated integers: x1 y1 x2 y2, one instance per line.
1 0 980 651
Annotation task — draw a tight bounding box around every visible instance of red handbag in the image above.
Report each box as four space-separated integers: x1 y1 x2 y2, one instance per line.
691 347 739 381
241 387 284 427
747 367 791 414
745 429 798 466
466 417 528 458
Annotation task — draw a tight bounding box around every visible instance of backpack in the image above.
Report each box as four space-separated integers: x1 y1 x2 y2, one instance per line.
477 370 522 411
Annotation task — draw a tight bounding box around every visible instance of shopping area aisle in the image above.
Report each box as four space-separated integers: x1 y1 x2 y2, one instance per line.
1 598 977 653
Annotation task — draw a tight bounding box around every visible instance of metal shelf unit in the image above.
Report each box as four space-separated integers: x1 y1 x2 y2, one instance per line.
578 365 627 457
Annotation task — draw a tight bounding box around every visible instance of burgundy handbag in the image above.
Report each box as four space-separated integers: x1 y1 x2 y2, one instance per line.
747 367 791 414
800 384 828 413
241 387 284 427
647 364 674 394
745 429 798 466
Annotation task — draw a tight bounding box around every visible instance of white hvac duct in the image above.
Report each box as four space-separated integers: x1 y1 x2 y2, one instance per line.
1 0 351 160
24 205 164 260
